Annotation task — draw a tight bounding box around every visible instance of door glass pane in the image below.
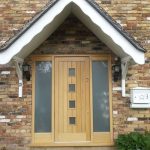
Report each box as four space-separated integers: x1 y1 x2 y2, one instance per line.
92 61 110 132
69 84 75 92
69 117 76 125
69 68 75 76
35 61 52 133
69 100 76 108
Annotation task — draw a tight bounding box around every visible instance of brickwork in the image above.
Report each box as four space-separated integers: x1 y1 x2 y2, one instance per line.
0 64 32 150
32 15 112 55
0 0 150 150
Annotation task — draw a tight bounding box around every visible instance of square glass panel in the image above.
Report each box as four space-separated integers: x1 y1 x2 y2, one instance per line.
69 100 76 108
69 84 75 92
69 68 75 76
69 117 76 125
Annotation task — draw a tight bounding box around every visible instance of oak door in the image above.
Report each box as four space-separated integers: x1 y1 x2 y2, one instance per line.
54 57 91 142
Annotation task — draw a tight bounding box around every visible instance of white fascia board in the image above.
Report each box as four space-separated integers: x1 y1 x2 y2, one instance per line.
72 0 145 64
0 0 145 64
0 0 71 64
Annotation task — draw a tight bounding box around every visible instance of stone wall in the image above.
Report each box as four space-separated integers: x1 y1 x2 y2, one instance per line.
0 0 150 149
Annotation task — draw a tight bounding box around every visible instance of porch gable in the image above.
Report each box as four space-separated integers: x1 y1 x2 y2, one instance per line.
0 0 145 64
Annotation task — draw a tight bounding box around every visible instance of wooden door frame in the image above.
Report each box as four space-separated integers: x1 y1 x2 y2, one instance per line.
31 54 113 147
90 55 113 145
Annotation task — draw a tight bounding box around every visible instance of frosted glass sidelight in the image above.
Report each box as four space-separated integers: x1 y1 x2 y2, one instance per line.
35 61 52 133
92 61 110 132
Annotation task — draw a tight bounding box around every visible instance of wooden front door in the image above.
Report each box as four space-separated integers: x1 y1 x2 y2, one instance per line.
54 57 91 142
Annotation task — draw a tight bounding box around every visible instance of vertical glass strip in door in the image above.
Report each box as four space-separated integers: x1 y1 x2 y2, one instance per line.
35 61 52 133
92 61 110 132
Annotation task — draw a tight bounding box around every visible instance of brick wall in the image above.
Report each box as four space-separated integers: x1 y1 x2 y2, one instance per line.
0 64 32 150
0 0 150 149
32 15 112 55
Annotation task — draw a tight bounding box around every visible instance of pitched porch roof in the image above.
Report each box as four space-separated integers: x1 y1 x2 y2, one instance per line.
0 0 146 64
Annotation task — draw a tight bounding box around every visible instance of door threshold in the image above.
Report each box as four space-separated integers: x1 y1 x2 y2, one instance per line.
54 141 91 143
30 142 114 147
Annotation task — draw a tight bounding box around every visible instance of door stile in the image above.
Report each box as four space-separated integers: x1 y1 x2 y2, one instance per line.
76 61 81 132
54 58 59 141
64 62 68 134
52 56 55 142
85 58 91 141
90 56 94 142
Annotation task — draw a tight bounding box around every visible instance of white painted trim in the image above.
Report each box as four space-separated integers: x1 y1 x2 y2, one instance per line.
121 56 132 63
19 80 23 98
13 56 24 63
13 58 24 97
0 0 145 64
14 60 23 80
121 58 130 97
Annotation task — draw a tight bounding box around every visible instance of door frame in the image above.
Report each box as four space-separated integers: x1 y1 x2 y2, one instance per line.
31 54 113 146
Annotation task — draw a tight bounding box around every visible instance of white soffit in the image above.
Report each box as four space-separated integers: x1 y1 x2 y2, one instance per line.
0 0 145 64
